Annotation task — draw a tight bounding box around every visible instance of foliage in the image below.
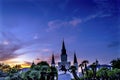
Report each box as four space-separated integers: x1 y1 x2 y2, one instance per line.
79 63 84 76
69 66 80 80
0 63 11 73
96 67 109 78
84 70 93 78
37 61 49 67
110 58 120 69
82 60 89 76
15 61 58 80
59 65 67 74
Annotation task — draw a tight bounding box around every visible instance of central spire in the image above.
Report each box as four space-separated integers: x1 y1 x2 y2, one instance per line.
61 40 67 55
61 40 67 62
62 40 65 50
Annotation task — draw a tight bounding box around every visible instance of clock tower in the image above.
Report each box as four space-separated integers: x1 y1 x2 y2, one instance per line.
58 40 71 70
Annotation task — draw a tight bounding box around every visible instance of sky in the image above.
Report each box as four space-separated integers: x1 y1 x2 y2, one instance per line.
0 0 120 67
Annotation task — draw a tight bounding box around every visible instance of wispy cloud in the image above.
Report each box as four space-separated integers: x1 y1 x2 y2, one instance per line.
83 12 101 22
0 32 52 62
47 18 82 31
0 32 23 61
42 48 52 53
69 18 82 26
83 11 112 22
47 11 112 31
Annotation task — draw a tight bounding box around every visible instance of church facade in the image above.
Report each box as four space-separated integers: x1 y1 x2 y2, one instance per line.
51 40 78 70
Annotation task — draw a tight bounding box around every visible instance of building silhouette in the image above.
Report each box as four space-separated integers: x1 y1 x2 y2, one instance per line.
51 40 78 70
51 54 55 67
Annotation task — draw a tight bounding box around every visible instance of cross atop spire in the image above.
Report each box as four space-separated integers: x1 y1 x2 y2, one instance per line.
74 52 78 64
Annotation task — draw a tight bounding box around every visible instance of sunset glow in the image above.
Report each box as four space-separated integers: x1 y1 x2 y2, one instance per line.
0 0 119 67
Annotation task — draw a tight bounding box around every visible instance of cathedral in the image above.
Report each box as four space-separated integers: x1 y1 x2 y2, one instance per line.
51 40 78 70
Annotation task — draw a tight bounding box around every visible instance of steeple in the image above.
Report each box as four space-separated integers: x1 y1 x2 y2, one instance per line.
61 40 67 55
62 40 65 50
31 61 35 69
61 40 67 62
74 52 78 64
73 52 78 70
51 54 55 67
32 61 35 65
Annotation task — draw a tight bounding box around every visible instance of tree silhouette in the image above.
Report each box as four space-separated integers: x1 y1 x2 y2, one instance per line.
60 65 67 74
79 63 84 76
110 58 120 69
82 60 89 77
69 66 79 80
89 62 97 79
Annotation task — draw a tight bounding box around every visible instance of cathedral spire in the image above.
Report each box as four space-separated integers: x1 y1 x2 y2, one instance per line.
62 40 65 50
32 61 35 65
74 52 78 64
61 40 67 55
31 61 35 69
73 52 78 70
51 54 55 66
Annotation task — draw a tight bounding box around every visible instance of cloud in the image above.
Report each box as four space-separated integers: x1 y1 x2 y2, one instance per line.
4 60 32 67
47 18 82 31
84 13 101 22
0 46 23 61
42 48 52 53
69 18 82 26
0 31 46 62
0 32 24 61
21 61 32 67
47 20 65 31
83 12 111 22
47 11 112 31
107 41 120 48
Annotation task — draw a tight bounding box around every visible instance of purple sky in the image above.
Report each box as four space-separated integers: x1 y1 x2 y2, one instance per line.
0 0 120 66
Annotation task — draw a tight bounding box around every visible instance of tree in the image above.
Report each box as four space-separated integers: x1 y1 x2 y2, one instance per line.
13 65 21 70
30 62 36 69
60 65 67 74
50 66 58 80
110 58 120 69
2 64 11 73
89 60 99 79
69 66 80 80
79 63 84 76
84 70 93 79
89 63 96 79
96 67 109 80
37 61 49 67
82 60 89 77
